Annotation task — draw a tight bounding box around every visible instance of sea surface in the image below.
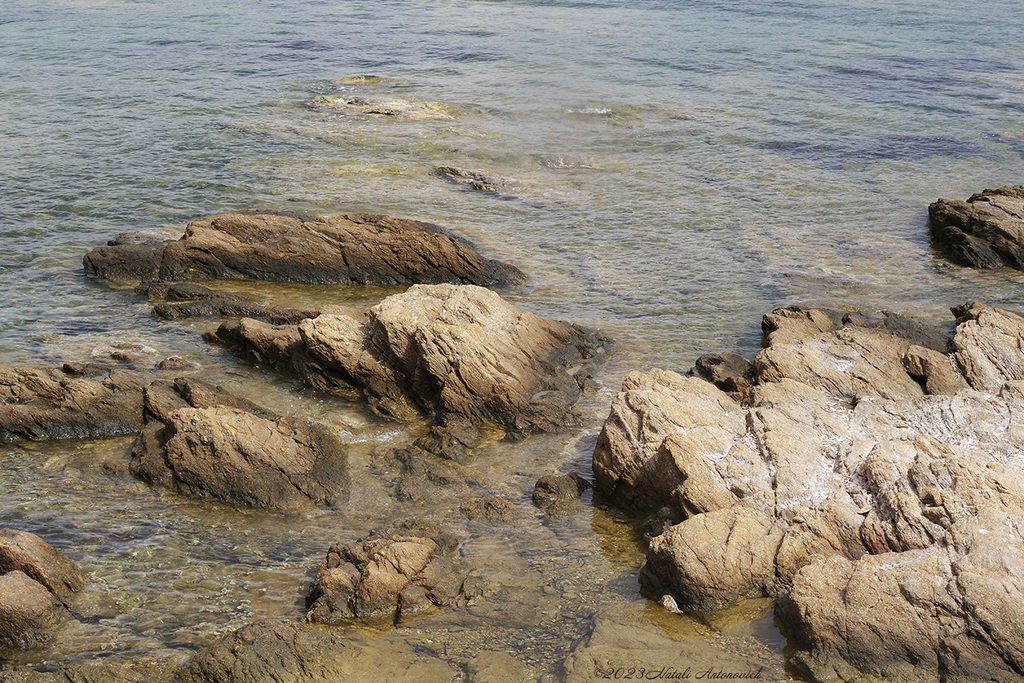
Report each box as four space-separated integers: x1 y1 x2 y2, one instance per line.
1 0 1023 678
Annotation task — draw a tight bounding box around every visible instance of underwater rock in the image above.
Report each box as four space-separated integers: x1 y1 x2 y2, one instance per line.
84 211 526 288
305 521 471 626
0 366 145 441
0 531 84 650
308 95 454 120
210 284 609 435
178 619 459 683
433 166 511 194
140 282 320 325
129 378 347 510
532 473 591 508
929 185 1024 270
595 302 1024 681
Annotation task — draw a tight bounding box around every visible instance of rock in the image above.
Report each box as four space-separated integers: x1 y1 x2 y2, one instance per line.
687 351 753 395
762 306 950 352
370 442 472 503
178 619 459 683
594 302 1024 681
0 366 145 441
140 282 320 324
929 185 1024 269
0 571 69 650
951 301 1024 391
466 652 532 683
433 166 511 194
0 530 85 604
754 325 966 401
459 497 518 523
212 284 608 434
532 473 591 508
0 531 84 651
84 211 525 288
592 369 749 513
129 378 347 509
308 95 455 121
305 521 470 626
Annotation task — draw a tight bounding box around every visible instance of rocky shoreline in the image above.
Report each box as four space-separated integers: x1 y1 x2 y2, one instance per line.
3 190 1024 681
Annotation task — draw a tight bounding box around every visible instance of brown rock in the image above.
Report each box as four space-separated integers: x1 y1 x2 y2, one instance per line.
129 379 346 509
532 473 591 508
305 522 469 626
0 366 145 441
929 185 1024 269
212 284 608 433
0 530 85 604
84 211 526 288
952 301 1024 391
0 571 69 650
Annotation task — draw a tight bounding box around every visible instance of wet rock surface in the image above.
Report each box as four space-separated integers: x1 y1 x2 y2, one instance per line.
130 378 347 509
0 366 145 441
433 166 512 194
532 473 591 508
210 284 608 434
594 302 1024 681
178 619 459 683
305 521 472 626
929 185 1024 269
0 531 84 650
140 282 322 324
84 211 525 288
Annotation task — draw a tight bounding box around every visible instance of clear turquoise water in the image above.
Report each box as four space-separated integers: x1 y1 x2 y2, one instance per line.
1 0 1023 675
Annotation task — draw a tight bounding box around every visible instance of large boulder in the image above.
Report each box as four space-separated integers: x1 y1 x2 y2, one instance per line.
0 531 84 650
929 185 1024 269
0 366 145 441
210 284 608 434
84 211 525 288
305 522 471 626
129 378 347 509
594 302 1024 681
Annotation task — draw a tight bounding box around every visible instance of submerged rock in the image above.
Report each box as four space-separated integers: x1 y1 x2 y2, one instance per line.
0 366 145 441
178 619 458 683
433 166 511 194
305 521 471 626
130 378 347 509
140 282 321 325
0 530 84 650
929 185 1024 269
532 473 591 508
84 211 525 288
594 302 1024 682
210 284 608 435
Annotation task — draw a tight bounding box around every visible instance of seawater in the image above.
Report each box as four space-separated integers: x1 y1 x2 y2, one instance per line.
1 0 1023 677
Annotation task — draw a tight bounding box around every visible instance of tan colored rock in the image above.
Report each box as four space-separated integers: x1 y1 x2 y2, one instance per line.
0 571 68 650
952 301 1024 391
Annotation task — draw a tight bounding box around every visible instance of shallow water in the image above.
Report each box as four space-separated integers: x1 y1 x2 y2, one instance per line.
1 0 1023 678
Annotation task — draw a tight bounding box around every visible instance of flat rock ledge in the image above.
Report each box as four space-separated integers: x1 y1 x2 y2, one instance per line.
305 521 472 626
0 530 85 650
83 211 526 288
0 365 145 441
130 378 347 510
593 302 1024 682
929 185 1024 269
208 283 609 434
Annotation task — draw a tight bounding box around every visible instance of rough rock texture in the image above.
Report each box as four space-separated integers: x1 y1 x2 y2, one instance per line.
178 619 459 683
0 531 84 650
305 522 471 626
210 284 608 433
0 366 145 441
140 282 322 324
594 302 1024 681
687 351 754 396
129 378 347 509
929 185 1024 269
84 211 525 288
